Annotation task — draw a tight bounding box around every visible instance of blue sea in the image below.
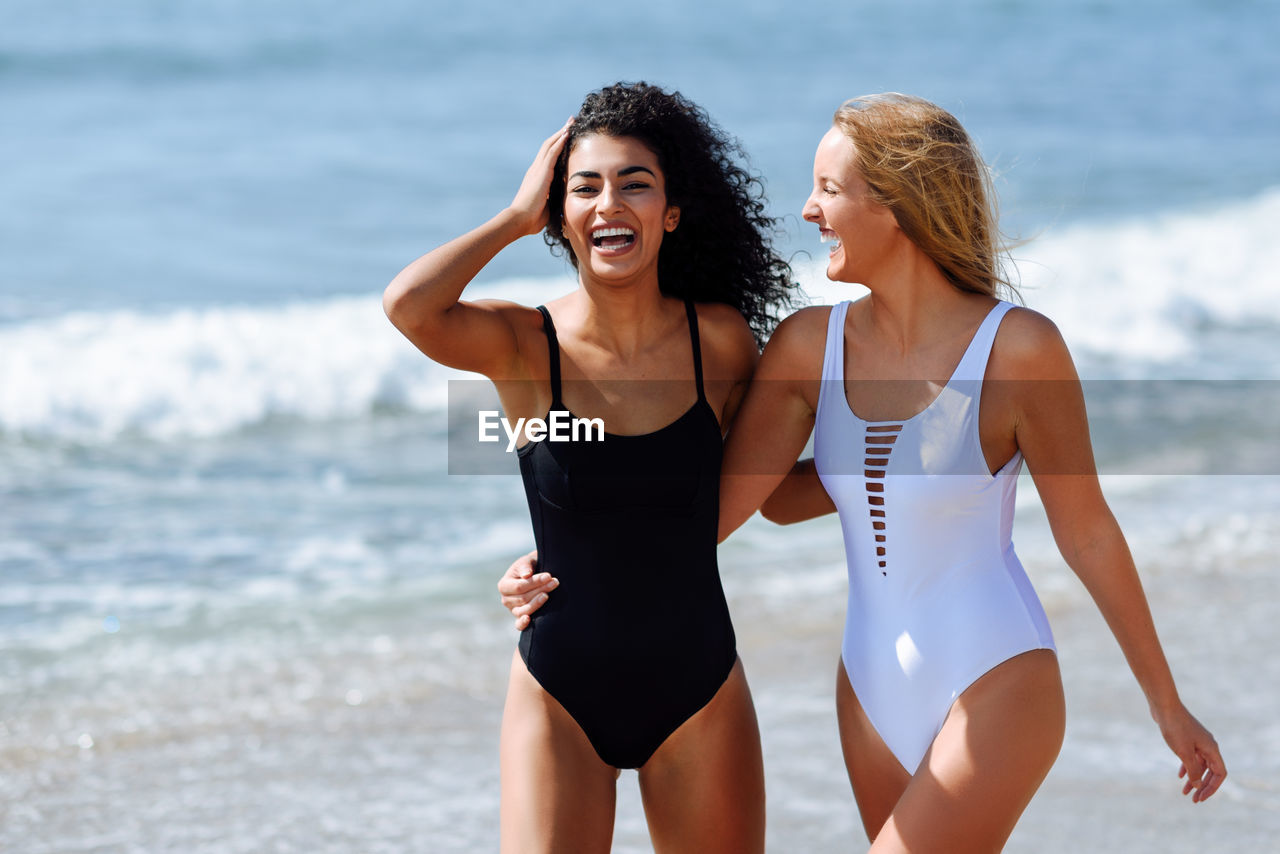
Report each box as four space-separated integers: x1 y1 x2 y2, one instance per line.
2 1 1278 851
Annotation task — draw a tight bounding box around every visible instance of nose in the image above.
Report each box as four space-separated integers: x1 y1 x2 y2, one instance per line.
802 192 820 223
598 181 624 214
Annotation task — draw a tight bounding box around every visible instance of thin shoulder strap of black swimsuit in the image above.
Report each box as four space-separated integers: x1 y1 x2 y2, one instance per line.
535 305 562 407
684 299 707 403
536 301 705 406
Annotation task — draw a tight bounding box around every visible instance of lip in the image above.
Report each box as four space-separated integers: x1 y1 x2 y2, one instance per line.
589 222 638 257
819 228 841 255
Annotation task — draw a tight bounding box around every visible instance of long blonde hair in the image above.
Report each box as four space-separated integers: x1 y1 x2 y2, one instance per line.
832 93 1015 298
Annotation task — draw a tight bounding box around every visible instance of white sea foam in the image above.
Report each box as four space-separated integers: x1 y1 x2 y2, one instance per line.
0 297 437 441
1014 187 1280 369
0 277 561 443
3 194 1277 443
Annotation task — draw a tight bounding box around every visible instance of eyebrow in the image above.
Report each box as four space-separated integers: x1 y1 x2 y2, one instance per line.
569 165 658 180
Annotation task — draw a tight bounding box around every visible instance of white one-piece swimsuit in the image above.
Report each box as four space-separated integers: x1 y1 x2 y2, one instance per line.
814 299 1056 773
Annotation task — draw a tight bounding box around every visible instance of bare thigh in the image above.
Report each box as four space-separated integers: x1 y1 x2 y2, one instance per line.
499 651 619 854
834 660 913 842
872 649 1065 854
636 658 766 854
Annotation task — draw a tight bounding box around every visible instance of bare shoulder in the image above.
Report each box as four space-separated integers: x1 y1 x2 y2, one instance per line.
990 305 1079 381
776 303 836 336
463 298 545 328
468 299 549 380
695 301 759 381
760 305 834 372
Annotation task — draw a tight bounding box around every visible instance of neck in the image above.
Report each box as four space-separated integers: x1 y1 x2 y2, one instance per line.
566 275 678 358
857 245 973 356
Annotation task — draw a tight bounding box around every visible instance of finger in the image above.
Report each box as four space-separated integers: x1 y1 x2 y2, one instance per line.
513 593 549 617
497 576 525 596
501 591 534 608
502 569 545 593
1184 755 1220 800
520 579 556 597
512 595 542 617
506 575 557 597
1179 753 1203 796
539 119 571 149
1192 770 1214 803
499 566 529 591
511 574 557 596
1197 770 1224 802
537 120 574 160
1206 746 1227 778
1196 750 1227 802
515 614 530 631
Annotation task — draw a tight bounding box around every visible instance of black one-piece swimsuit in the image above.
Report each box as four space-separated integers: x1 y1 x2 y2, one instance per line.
516 300 737 769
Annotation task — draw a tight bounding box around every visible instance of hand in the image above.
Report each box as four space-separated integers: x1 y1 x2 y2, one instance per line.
497 550 557 631
1156 703 1226 803
507 119 573 236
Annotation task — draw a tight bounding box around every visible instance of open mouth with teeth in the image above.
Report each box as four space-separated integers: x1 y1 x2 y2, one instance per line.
819 229 841 252
591 226 636 250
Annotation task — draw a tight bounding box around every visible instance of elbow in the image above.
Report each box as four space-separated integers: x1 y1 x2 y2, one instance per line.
759 494 793 525
382 278 435 345
382 279 410 327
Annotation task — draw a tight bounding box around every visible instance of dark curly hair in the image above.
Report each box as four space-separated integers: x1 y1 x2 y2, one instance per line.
543 82 797 346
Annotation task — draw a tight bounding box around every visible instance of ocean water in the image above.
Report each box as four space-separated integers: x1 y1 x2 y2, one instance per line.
2 1 1279 851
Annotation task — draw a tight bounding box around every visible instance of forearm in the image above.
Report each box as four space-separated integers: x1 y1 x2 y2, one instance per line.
1062 518 1182 718
383 208 528 335
718 471 788 542
760 458 835 525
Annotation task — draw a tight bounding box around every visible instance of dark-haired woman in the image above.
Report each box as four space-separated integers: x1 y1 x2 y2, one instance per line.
384 83 793 853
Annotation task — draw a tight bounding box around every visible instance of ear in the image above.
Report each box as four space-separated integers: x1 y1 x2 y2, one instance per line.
664 206 681 232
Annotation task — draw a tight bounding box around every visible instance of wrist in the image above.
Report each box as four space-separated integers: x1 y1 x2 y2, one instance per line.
1148 690 1184 725
496 205 543 238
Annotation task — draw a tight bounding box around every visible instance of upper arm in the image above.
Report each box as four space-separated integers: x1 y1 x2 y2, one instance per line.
384 289 528 380
997 309 1113 555
718 307 827 539
693 301 761 431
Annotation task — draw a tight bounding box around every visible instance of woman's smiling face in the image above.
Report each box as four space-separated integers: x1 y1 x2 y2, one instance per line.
561 133 680 285
802 127 899 285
